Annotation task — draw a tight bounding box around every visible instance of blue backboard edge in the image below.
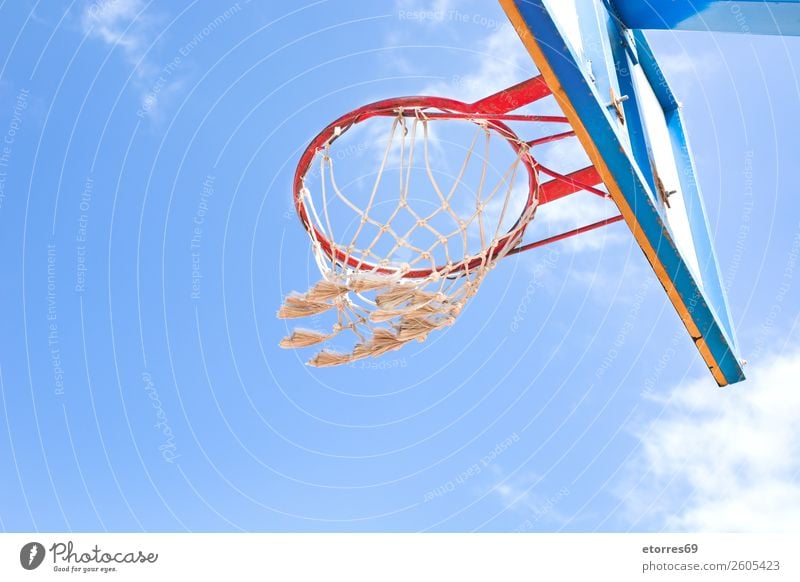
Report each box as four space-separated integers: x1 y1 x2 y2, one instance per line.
500 0 746 386
632 30 741 352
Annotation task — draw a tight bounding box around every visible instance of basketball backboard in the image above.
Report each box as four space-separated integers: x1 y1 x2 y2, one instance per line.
499 0 746 386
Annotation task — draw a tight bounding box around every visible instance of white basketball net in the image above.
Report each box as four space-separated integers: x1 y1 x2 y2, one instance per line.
280 109 538 366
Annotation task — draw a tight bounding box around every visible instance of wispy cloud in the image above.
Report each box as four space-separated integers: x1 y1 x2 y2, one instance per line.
81 0 155 77
79 0 181 118
488 467 571 529
395 0 455 13
535 194 626 253
619 346 800 532
417 23 534 103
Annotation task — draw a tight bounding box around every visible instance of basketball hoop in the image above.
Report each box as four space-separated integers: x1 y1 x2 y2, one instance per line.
279 78 619 366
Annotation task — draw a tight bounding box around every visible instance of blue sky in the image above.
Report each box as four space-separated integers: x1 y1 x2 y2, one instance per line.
0 0 798 532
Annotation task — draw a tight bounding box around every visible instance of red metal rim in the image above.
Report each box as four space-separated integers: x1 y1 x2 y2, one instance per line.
293 96 540 279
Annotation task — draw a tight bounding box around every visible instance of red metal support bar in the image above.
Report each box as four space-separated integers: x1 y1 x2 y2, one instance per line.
527 130 576 148
468 75 552 114
538 166 604 204
383 111 569 124
507 215 625 256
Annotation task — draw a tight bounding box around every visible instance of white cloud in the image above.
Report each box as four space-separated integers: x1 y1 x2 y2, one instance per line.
80 0 185 118
533 194 626 253
81 0 153 76
395 0 456 18
489 467 571 528
418 23 534 103
620 346 800 532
